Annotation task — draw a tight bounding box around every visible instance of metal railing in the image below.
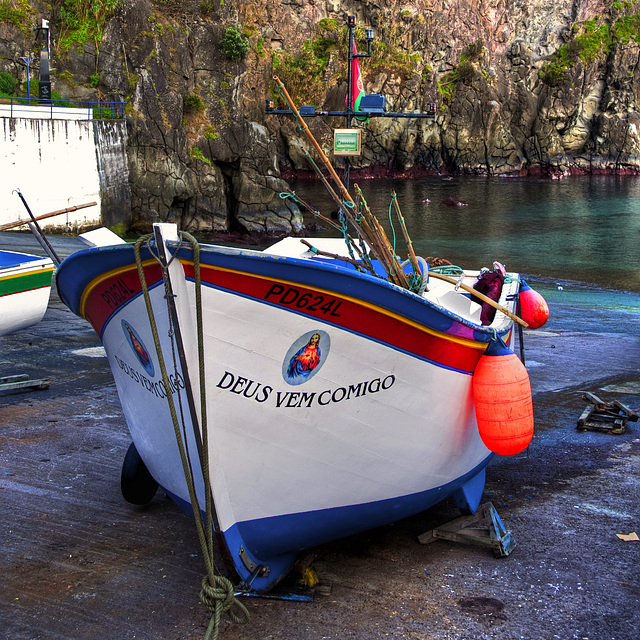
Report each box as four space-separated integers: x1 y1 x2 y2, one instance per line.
0 95 125 121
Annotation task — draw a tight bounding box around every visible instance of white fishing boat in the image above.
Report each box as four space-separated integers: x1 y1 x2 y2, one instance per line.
55 220 547 593
0 249 54 337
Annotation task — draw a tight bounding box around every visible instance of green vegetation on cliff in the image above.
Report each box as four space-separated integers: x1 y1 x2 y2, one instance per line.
0 69 18 95
58 0 122 51
272 20 423 108
0 0 32 33
541 2 640 87
437 40 484 104
271 20 340 107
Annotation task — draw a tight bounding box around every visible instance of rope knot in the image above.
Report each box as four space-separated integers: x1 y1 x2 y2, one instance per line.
200 574 233 610
200 574 250 626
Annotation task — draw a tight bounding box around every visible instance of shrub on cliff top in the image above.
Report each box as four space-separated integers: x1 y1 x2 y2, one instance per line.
220 26 249 61
0 71 18 96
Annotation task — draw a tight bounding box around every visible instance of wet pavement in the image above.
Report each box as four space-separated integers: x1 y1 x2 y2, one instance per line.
1 233 639 640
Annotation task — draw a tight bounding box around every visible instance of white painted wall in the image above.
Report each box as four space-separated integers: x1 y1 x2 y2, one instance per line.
0 103 93 120
1 117 105 230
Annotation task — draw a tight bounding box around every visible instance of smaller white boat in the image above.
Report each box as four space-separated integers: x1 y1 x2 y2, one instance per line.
0 249 54 337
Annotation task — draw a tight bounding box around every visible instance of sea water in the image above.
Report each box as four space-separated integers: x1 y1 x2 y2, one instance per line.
291 174 640 335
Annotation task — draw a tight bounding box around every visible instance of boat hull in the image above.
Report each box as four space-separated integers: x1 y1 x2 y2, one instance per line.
56 234 520 591
0 250 54 337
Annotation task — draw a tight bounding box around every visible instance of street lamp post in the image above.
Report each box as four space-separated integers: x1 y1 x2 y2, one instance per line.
266 16 436 189
19 56 35 104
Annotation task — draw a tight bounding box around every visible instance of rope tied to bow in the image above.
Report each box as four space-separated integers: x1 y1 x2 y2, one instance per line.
133 231 249 640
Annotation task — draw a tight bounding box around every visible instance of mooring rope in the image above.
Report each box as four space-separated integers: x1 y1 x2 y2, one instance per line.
133 233 249 640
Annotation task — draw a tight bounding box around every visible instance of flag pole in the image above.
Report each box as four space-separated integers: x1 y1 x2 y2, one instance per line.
344 16 373 189
345 17 355 187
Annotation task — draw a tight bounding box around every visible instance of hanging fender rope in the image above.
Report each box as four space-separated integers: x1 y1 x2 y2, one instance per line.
133 233 249 640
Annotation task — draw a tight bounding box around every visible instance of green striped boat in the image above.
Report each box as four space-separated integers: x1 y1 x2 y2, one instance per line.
0 250 54 337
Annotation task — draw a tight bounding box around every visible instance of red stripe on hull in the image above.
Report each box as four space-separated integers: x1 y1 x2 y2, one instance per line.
82 262 482 373
82 264 163 334
190 264 482 373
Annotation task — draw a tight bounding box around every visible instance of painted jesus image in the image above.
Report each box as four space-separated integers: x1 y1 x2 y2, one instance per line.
287 332 321 380
124 321 152 369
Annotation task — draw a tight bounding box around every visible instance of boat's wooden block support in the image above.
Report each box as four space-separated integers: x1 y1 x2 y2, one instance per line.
0 374 50 393
418 502 517 558
577 393 638 435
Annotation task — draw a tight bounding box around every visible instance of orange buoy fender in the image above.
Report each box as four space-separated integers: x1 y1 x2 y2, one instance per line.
473 335 534 456
519 280 549 329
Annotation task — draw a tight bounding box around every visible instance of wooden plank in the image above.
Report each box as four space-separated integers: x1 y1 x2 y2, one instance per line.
582 391 607 408
612 400 638 420
577 404 596 426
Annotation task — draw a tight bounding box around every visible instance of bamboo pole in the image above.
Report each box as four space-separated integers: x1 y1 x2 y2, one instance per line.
0 201 97 232
428 271 528 328
301 150 379 275
354 184 409 288
273 76 407 286
286 191 341 232
391 190 421 278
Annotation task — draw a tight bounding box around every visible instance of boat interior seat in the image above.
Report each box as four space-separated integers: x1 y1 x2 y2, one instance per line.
422 287 482 323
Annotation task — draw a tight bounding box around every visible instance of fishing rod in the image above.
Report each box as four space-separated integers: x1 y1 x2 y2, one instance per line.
12 189 61 266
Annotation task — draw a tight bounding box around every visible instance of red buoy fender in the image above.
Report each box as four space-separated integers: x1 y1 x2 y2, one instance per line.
519 280 549 329
473 335 534 456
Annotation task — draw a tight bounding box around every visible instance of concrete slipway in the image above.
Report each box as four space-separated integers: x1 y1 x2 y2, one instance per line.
1 233 639 640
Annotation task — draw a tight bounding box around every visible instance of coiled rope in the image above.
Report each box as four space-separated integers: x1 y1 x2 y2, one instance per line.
134 232 249 640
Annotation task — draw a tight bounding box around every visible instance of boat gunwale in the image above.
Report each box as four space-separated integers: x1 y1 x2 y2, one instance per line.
171 242 520 340
58 240 519 347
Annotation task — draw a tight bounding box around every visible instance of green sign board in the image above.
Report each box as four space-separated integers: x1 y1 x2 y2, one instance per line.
334 129 361 156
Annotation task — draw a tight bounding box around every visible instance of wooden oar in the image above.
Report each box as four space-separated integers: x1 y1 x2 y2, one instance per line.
299 239 370 269
0 201 97 232
428 270 529 328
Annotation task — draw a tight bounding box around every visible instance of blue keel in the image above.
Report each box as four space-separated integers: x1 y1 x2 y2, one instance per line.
452 467 486 514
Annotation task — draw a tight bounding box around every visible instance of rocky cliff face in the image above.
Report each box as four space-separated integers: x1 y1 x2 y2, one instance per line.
1 0 639 233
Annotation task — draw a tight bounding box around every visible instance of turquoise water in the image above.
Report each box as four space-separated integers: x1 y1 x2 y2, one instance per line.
291 174 640 332
293 174 640 291
535 282 640 335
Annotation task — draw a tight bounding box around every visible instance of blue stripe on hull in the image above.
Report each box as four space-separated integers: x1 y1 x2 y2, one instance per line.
165 455 492 591
56 242 504 344
232 455 493 559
